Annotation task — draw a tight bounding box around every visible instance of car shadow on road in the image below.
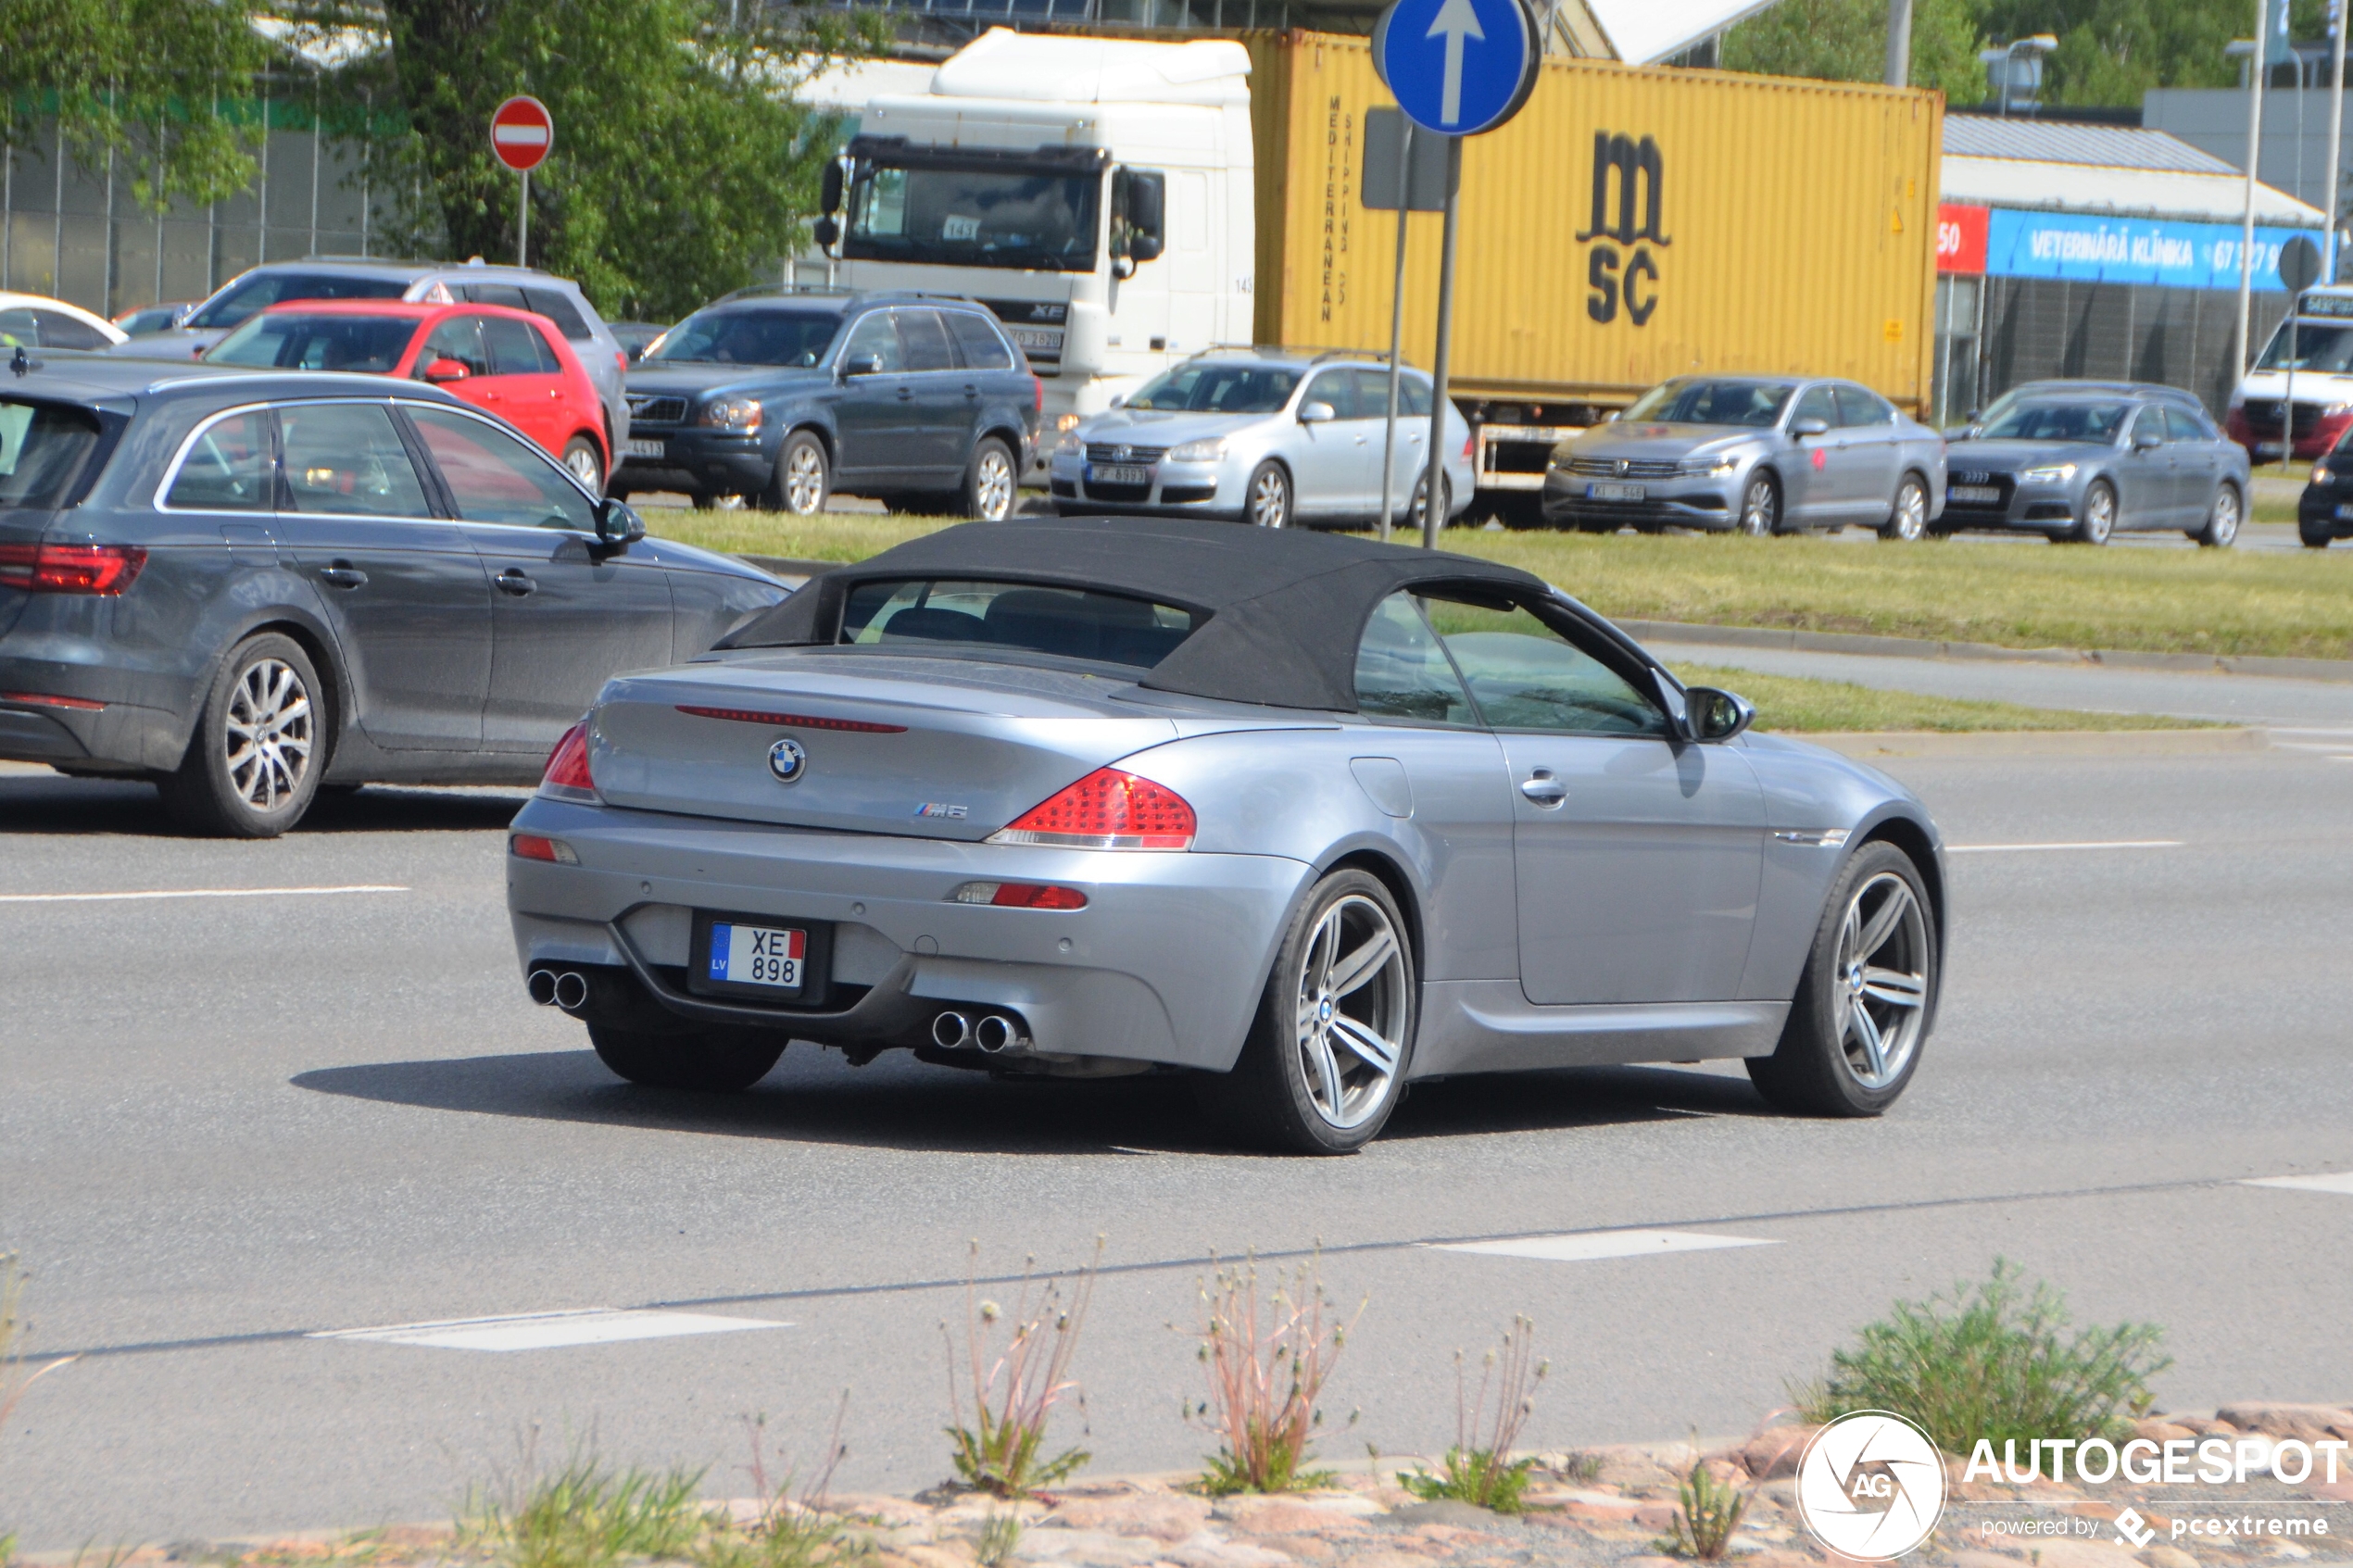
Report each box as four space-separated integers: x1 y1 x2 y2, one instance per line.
0 773 527 835
291 1043 1774 1157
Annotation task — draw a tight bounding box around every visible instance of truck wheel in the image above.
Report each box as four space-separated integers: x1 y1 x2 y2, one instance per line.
761 430 829 515
158 633 325 838
1246 461 1291 528
962 436 1018 521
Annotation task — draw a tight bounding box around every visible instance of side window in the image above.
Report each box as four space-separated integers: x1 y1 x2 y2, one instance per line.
31 309 111 350
407 405 597 531
896 309 957 372
0 308 39 348
2164 406 2209 443
521 287 592 341
1399 375 1433 417
2131 408 2169 445
457 282 530 309
943 311 1014 370
278 403 435 519
838 311 904 373
482 315 555 375
1833 384 1892 427
1345 367 1397 417
164 409 273 511
418 315 489 379
1354 592 1476 725
1430 599 1669 737
1792 384 1837 428
1302 370 1358 420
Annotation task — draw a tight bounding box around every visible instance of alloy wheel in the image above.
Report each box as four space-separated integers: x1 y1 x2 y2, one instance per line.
1831 872 1930 1091
1250 466 1290 528
562 445 602 492
1885 478 1927 541
2204 485 2241 547
1290 894 1408 1130
1739 475 1776 535
2078 483 2115 544
222 657 313 812
974 445 1015 521
784 441 826 514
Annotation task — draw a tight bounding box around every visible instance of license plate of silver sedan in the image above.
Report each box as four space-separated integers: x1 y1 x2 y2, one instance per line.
508 518 1946 1152
1950 484 2001 503
1088 462 1151 486
1586 480 1644 501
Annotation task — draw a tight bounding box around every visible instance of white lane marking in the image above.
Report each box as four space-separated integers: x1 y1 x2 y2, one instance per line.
310 1307 791 1351
1430 1229 1777 1263
0 884 409 905
1946 841 2182 854
2243 1172 2353 1197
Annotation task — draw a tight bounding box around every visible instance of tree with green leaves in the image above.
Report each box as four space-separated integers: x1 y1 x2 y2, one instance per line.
1720 0 1989 101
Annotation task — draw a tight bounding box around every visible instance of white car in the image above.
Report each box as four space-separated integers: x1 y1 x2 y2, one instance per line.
0 292 128 352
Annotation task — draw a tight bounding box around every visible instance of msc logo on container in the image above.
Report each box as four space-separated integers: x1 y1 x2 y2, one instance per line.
1576 131 1670 327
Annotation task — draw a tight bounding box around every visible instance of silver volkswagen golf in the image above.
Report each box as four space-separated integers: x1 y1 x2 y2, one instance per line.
1051 349 1476 531
504 519 1947 1153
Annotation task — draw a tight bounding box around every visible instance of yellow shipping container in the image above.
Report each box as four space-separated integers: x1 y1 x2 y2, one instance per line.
1242 32 1943 414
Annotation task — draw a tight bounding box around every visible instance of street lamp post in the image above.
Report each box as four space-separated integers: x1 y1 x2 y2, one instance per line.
2235 0 2275 383
1977 35 2058 118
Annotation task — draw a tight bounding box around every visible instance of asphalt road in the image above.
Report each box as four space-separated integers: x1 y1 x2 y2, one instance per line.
5 744 2352 1548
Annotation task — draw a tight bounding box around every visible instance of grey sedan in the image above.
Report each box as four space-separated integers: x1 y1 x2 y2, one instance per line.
1544 376 1948 539
505 518 1948 1153
0 354 784 836
1941 393 2249 546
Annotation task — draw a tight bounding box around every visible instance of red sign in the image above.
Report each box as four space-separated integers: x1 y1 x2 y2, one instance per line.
490 95 553 173
1937 203 1989 275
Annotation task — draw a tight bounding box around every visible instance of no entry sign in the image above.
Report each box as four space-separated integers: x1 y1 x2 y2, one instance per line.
490 96 553 172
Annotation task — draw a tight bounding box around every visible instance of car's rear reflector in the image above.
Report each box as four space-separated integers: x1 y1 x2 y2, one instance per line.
950 880 1088 909
675 704 908 734
510 834 578 864
0 690 106 710
988 768 1195 851
0 543 147 595
540 721 597 797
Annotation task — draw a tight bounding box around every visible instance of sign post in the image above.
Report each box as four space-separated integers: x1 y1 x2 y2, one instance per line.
1373 0 1538 546
490 95 554 267
1363 108 1450 541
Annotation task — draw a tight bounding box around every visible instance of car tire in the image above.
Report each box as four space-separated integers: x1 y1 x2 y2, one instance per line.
1746 841 1936 1118
761 430 829 516
2191 483 2242 547
560 436 604 496
587 1022 785 1092
157 633 326 839
1408 470 1452 533
2068 480 2117 545
1737 472 1779 535
690 491 719 511
2302 521 2334 547
1878 471 1929 541
962 436 1018 521
1245 460 1291 528
1196 869 1416 1155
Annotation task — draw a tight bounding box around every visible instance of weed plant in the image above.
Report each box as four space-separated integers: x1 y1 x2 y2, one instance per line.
974 1512 1023 1568
459 1437 707 1568
1400 1316 1550 1512
1795 1259 2169 1450
1186 1252 1361 1495
943 1239 1101 1498
698 1398 863 1568
1653 1459 1747 1561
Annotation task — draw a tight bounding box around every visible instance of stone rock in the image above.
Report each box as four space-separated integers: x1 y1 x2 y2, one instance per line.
1942 1551 2031 1568
1613 1557 1685 1568
2217 1405 2353 1444
1049 1496 1214 1544
2133 1421 2198 1445
1384 1502 1495 1529
1013 1528 1169 1567
1741 1426 1820 1481
1629 1502 1680 1532
2137 1548 2200 1568
1212 1496 1378 1536
2007 1538 2144 1568
1259 1537 1334 1560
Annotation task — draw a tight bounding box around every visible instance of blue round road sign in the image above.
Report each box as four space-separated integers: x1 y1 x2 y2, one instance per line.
1373 0 1539 138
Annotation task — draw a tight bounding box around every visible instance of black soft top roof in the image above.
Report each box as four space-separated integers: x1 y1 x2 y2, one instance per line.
717 516 1571 711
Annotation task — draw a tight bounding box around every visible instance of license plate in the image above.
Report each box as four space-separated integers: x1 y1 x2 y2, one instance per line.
2258 443 2284 458
1950 484 2001 504
2335 504 2353 521
1088 463 1151 486
624 437 665 459
707 922 805 989
1008 328 1063 351
1586 481 1644 502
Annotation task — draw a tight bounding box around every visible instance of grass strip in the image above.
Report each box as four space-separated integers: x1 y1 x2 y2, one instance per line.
1671 663 2205 734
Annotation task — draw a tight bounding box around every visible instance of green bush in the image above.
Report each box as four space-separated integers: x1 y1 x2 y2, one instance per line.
1654 1460 1746 1561
1797 1260 2169 1451
462 1455 708 1568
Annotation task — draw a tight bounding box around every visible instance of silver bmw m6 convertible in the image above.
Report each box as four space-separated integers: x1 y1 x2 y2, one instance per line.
505 519 1947 1153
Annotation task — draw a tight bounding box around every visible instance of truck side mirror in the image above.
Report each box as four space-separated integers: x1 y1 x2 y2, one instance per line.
813 216 840 252
821 161 844 216
1128 171 1165 263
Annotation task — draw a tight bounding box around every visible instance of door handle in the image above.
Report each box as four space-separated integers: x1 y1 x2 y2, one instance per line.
1519 770 1567 807
963 383 979 398
319 562 368 589
896 386 914 401
496 568 537 596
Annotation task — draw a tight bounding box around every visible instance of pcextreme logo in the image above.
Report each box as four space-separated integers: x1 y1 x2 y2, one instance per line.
1795 1411 1949 1560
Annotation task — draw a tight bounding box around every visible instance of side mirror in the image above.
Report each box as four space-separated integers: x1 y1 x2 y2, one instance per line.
625 344 644 363
1114 169 1166 267
1964 408 1982 423
422 357 470 383
812 215 840 252
1792 416 1829 438
1299 401 1337 424
844 352 886 377
1107 394 1126 409
594 495 647 549
1684 686 1755 743
2133 430 2163 450
820 160 844 216
1603 409 1621 422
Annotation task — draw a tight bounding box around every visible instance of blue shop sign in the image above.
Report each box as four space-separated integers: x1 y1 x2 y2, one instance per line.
1983 208 2319 291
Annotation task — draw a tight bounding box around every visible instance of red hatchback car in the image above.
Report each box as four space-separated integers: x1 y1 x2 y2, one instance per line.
204 300 612 491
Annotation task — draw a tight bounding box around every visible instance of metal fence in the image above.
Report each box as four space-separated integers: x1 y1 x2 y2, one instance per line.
1974 276 2292 416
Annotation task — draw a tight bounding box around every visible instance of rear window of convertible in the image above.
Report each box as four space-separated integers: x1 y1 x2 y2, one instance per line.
837 579 1200 670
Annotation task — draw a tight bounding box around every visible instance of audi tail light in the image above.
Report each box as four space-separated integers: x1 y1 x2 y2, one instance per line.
988 768 1195 851
540 721 597 798
0 543 147 595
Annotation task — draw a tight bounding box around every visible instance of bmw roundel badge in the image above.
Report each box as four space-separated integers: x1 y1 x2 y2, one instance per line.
767 736 807 784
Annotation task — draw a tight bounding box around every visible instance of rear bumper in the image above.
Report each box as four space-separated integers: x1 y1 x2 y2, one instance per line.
505 796 1312 1071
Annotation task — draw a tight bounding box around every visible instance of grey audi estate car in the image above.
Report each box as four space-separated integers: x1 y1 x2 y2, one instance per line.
1545 377 1947 539
506 518 1948 1153
0 353 784 837
1941 391 2248 546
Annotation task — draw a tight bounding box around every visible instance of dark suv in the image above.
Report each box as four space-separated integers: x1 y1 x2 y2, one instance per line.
614 289 1039 521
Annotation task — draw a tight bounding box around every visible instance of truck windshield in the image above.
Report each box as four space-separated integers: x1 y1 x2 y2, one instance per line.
1622 380 1795 427
645 308 841 367
845 165 1100 272
2256 322 2353 372
0 400 102 510
1981 402 2128 442
1126 363 1301 413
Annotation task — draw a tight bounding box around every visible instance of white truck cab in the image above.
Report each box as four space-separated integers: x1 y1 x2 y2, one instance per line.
2227 286 2353 462
817 30 1257 444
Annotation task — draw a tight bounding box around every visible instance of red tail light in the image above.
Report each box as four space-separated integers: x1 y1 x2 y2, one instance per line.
951 880 1088 909
510 833 577 864
1033 376 1044 414
541 721 596 796
988 768 1195 851
0 544 147 595
1461 430 1475 459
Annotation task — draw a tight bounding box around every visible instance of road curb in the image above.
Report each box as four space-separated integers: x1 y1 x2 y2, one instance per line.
1622 619 2353 684
1804 727 2271 759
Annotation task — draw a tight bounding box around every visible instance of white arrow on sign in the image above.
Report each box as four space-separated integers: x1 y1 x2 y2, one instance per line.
1426 0 1485 127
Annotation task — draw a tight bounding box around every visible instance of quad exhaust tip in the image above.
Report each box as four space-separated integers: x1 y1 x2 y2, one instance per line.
931 1010 973 1049
527 968 559 1007
974 1013 1026 1054
530 969 589 1013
